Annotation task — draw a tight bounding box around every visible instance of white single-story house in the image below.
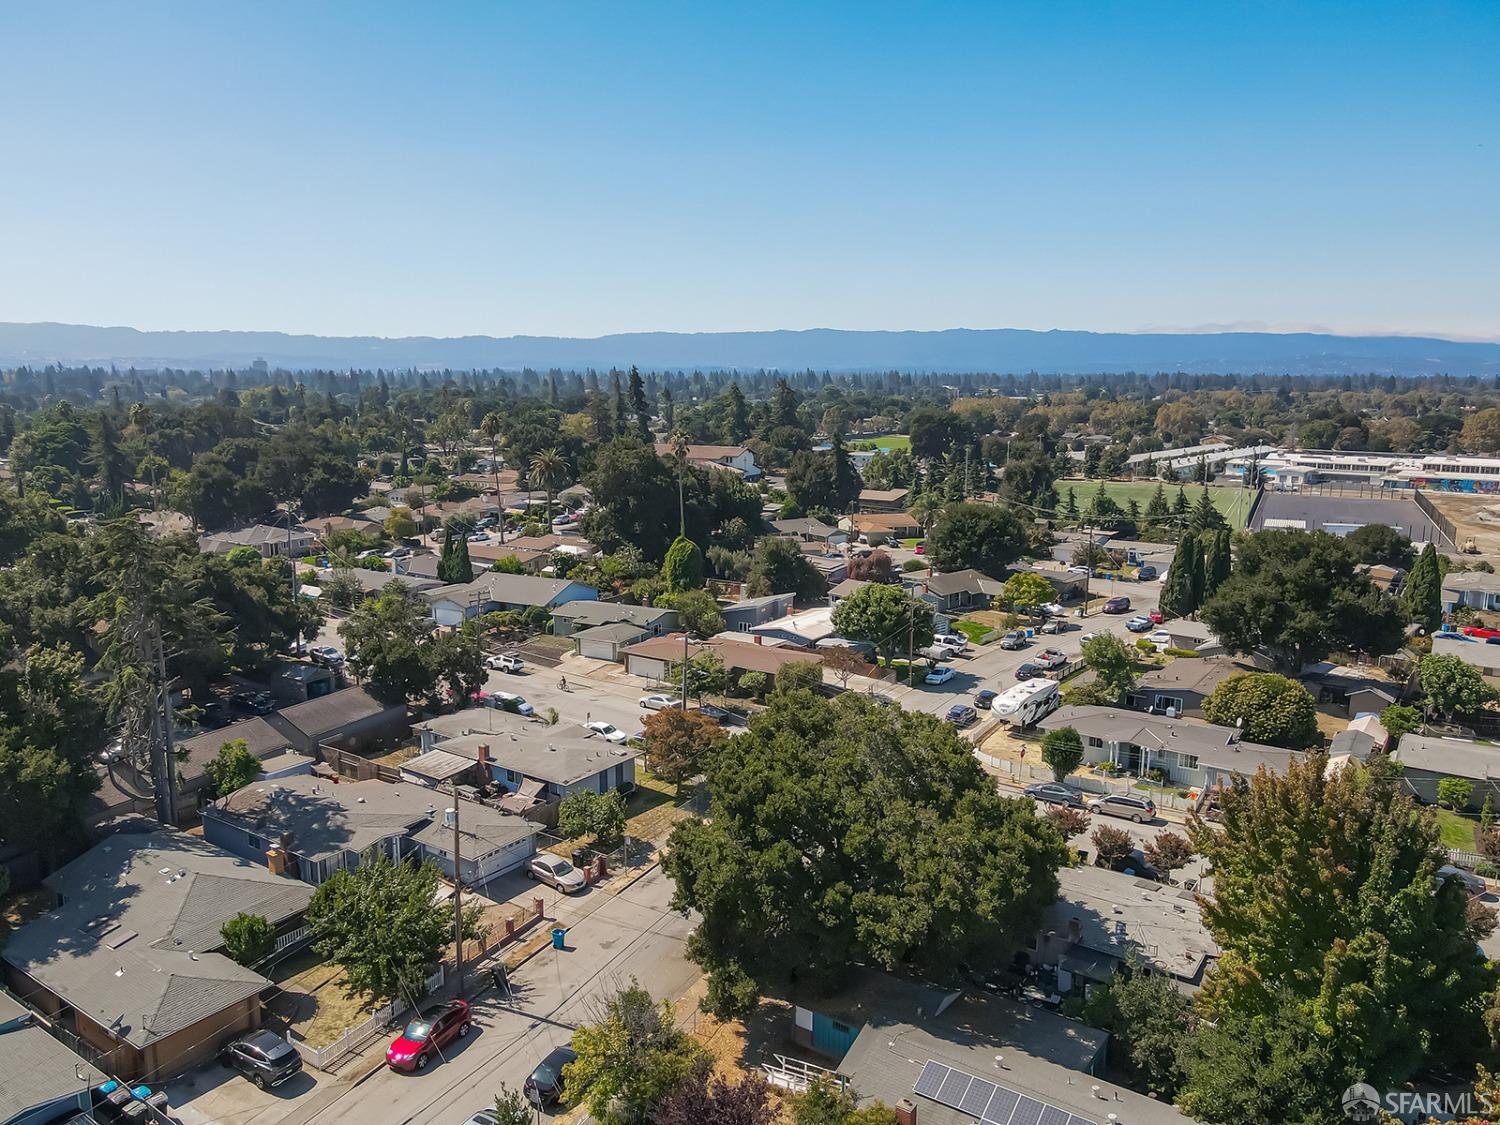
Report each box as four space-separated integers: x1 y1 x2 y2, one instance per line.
1443 571 1500 614
746 606 838 648
199 523 316 559
424 572 597 626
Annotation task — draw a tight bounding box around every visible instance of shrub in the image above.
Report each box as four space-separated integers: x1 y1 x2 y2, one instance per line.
220 912 276 967
1439 776 1476 810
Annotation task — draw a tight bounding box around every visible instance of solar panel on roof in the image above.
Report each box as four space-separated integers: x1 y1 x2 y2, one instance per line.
912 1059 1097 1125
961 1078 998 1115
914 1060 949 1100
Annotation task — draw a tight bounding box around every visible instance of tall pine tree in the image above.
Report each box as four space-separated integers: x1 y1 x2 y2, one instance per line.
1189 488 1229 533
628 365 651 440
1160 535 1202 619
1403 542 1442 632
1199 529 1231 601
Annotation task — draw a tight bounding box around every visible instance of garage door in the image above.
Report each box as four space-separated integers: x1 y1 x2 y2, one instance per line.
579 639 617 662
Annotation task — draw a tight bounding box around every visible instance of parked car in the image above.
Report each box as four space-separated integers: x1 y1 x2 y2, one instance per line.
462 1114 500 1125
466 532 489 543
1102 596 1132 614
222 1029 303 1089
1438 864 1488 897
585 720 629 744
695 702 731 723
914 543 925 555
1033 648 1067 670
1096 847 1162 881
1148 609 1164 624
383 547 412 559
525 1045 579 1107
1068 565 1092 576
231 690 275 715
528 853 587 893
1024 782 1086 808
1087 793 1157 823
924 665 956 685
386 1000 472 1072
199 700 230 728
485 652 524 673
999 631 1027 651
945 704 977 727
918 643 960 661
1125 615 1154 633
98 737 127 764
1014 662 1043 680
1036 618 1068 635
1136 565 1158 581
1145 629 1172 647
639 693 684 710
1039 602 1065 617
309 645 344 667
974 689 998 709
491 691 534 716
933 632 970 653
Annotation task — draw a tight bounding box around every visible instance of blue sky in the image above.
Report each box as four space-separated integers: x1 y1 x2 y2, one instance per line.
1 2 1496 339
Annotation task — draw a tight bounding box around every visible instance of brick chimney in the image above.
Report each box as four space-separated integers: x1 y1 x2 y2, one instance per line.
753 634 763 645
478 743 490 769
893 1099 916 1125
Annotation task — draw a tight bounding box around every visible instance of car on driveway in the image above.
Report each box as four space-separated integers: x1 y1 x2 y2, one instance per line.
933 632 970 653
1024 782 1086 808
1148 609 1164 624
386 1000 472 1072
1039 602 1065 617
1068 565 1092 576
1014 662 1044 680
695 702 731 723
639 693 684 710
1087 793 1156 823
585 721 629 744
231 689 275 715
1136 565 1158 581
525 1045 579 1107
999 631 1027 651
528 853 587 893
1145 629 1172 647
1097 847 1162 881
1102 596 1131 614
309 644 344 667
485 652 524 673
974 689 998 709
1125 615 1154 632
945 704 977 727
1033 649 1067 670
924 665 956 685
222 1029 303 1089
491 691 534 716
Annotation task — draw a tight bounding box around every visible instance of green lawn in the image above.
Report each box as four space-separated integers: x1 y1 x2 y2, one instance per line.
1057 479 1253 529
1434 807 1477 850
853 434 910 452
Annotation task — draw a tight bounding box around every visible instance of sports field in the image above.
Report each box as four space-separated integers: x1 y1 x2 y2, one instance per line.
1056 479 1253 529
854 433 910 452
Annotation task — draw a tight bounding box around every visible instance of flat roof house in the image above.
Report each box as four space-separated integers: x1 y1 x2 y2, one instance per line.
2 832 312 1082
203 774 538 888
1433 631 1500 677
1038 705 1296 791
719 592 795 632
265 685 409 754
424 572 596 627
1034 865 1218 990
1443 570 1500 614
745 606 839 649
1393 733 1500 811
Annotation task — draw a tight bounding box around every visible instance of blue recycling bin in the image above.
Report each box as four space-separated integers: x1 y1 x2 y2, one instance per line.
551 927 567 950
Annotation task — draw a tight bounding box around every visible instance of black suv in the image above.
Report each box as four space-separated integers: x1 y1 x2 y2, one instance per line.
222 1029 303 1089
525 1045 578 1107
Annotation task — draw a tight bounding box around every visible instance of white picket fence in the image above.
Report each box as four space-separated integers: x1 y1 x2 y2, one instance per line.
292 966 446 1072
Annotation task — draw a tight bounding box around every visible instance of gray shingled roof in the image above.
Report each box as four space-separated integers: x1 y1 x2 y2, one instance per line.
1394 733 1500 780
270 686 402 741
0 1014 104 1122
552 602 676 628
431 731 639 788
426 572 580 608
3 832 311 1049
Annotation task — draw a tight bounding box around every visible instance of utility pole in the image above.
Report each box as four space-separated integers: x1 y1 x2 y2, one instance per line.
450 787 464 1000
151 622 179 827
282 505 302 655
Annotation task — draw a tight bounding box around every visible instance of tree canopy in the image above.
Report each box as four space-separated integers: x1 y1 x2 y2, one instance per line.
664 690 1068 1017
829 582 934 665
924 503 1027 575
1200 672 1319 749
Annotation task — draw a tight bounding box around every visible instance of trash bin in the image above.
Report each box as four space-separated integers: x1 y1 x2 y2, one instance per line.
551 926 567 950
571 847 590 867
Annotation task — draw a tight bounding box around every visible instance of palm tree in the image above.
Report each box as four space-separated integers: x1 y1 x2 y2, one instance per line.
529 449 571 523
480 411 504 541
670 427 691 534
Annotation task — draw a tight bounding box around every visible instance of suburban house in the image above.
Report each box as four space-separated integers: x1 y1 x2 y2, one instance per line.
1442 570 1500 614
746 606 839 648
1037 705 1296 791
326 566 443 599
1125 657 1255 716
2 831 313 1082
203 774 539 888
423 572 596 626
1161 618 1221 654
827 578 872 606
839 512 922 540
198 523 315 559
769 517 847 546
805 553 848 585
411 725 638 802
908 568 1006 615
465 544 550 571
1299 663 1398 718
0 988 105 1125
551 601 679 639
1392 733 1500 811
1033 865 1218 991
718 592 796 632
652 442 761 480
1361 562 1406 595
265 685 409 755
784 966 1192 1125
1004 563 1089 603
857 487 909 512
1433 631 1500 677
507 533 598 559
622 632 824 685
299 513 382 541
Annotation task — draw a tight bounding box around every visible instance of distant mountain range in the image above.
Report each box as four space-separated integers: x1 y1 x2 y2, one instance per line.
1 321 1497 376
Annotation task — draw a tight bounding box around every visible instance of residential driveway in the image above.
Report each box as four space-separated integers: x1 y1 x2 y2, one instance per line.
166 1057 323 1125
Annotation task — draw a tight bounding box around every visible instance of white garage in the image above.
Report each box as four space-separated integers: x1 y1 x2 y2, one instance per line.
573 621 651 663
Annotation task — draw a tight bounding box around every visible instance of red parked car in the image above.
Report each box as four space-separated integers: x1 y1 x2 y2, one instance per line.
1148 609 1164 625
386 1000 472 1072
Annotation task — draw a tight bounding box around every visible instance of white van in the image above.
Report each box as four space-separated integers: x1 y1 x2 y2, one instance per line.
990 679 1061 727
